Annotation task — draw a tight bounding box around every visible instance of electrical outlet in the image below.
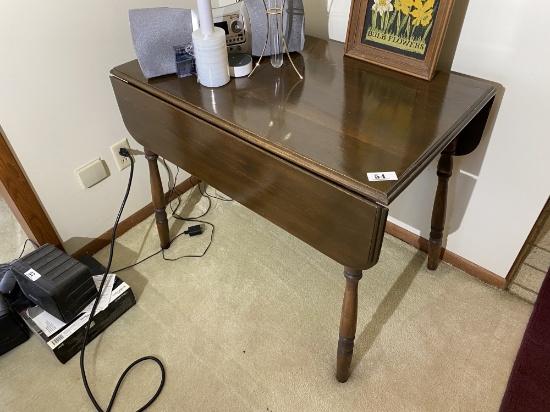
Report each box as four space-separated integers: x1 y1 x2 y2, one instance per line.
110 138 132 171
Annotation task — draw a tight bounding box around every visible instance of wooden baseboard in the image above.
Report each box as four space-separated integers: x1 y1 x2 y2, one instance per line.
71 177 197 258
385 221 506 289
69 177 505 289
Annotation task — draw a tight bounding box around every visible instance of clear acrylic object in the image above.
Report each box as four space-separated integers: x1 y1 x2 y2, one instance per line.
247 0 303 79
267 0 283 68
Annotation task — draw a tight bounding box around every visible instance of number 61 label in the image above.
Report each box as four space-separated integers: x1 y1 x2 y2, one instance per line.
367 171 398 182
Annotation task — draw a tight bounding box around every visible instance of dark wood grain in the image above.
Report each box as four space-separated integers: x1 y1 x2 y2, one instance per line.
145 149 170 249
109 36 497 383
0 128 62 249
111 37 495 206
428 139 457 270
111 78 388 270
337 267 363 382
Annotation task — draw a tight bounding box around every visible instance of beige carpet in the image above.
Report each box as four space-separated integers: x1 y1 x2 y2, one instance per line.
0 195 28 263
0 187 533 411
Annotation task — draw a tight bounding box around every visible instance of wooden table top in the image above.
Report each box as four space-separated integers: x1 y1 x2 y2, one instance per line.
112 36 496 205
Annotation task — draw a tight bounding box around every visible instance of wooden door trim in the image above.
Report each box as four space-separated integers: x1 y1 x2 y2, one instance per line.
0 127 62 249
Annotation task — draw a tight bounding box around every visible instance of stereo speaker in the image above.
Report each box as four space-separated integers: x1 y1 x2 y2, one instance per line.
129 0 305 79
129 8 194 79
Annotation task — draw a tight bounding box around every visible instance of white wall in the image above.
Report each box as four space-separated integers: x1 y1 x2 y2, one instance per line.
313 0 550 278
0 1 195 254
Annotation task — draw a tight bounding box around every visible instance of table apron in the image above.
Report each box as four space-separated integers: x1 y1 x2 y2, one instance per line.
111 77 388 270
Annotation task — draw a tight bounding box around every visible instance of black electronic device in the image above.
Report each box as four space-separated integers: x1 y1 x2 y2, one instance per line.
0 293 29 356
10 244 98 323
211 1 252 55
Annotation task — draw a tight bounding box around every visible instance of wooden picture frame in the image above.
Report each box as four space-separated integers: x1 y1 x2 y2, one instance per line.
344 0 455 80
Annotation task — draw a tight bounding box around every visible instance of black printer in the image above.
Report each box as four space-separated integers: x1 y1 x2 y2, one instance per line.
10 244 98 323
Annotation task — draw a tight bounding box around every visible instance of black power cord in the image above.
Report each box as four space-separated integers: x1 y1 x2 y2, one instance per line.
0 239 38 276
111 164 225 273
79 148 165 412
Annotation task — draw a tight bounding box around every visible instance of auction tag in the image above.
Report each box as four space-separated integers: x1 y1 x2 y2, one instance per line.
24 268 41 281
367 172 398 181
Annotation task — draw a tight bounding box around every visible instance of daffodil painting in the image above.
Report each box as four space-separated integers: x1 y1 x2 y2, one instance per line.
361 0 440 59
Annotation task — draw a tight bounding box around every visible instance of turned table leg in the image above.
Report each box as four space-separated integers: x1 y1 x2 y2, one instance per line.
427 139 457 270
145 148 170 249
336 267 363 382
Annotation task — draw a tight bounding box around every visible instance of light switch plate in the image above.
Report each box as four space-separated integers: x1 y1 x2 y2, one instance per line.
75 158 108 188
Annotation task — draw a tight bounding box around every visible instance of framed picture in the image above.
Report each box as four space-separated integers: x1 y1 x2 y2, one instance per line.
344 0 455 80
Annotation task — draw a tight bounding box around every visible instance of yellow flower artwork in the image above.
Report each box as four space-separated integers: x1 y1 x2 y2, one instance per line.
411 0 434 26
362 0 439 58
395 0 414 15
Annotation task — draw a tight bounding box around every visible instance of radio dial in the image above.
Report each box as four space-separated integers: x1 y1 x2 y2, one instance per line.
230 20 244 34
209 2 251 56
